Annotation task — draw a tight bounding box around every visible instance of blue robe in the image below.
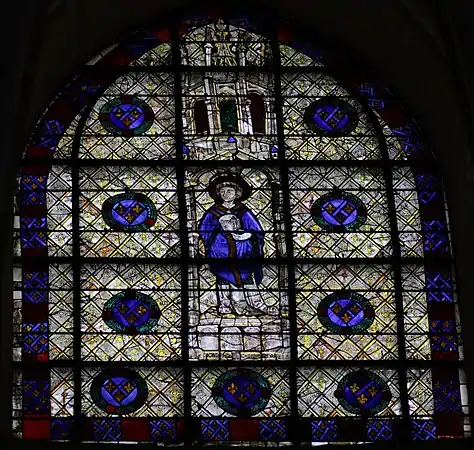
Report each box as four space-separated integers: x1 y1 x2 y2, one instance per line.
199 203 264 288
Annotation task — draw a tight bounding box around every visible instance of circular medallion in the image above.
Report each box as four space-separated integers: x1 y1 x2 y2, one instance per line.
212 368 271 417
99 96 154 136
304 97 358 135
334 369 392 415
102 290 161 334
311 190 367 232
90 368 148 415
102 192 157 232
317 291 375 334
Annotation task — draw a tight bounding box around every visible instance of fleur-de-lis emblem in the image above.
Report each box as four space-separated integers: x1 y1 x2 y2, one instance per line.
368 385 379 397
341 312 352 323
237 393 248 403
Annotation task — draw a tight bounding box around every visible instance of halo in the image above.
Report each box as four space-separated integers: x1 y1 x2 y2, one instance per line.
207 172 252 201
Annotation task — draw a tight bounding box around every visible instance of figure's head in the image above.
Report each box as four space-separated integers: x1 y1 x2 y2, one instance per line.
217 182 242 202
207 172 252 203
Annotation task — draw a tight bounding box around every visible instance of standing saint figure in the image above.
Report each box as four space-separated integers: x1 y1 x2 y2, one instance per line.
198 172 278 316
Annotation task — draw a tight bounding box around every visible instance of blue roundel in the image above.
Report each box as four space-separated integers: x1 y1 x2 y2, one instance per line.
102 376 139 407
102 192 157 232
328 299 364 326
99 96 154 136
110 104 146 130
90 368 148 415
111 199 148 226
311 190 367 232
321 198 357 226
304 97 358 135
212 368 271 417
317 291 375 334
334 369 392 415
102 290 161 334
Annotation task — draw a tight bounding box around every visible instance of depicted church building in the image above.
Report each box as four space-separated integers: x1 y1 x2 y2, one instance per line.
181 20 278 161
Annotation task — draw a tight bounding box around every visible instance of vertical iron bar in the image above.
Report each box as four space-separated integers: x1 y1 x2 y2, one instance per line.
171 25 192 444
364 102 411 440
71 102 96 442
270 26 301 446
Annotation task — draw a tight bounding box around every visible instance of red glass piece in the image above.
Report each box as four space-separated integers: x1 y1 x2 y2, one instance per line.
377 104 409 128
122 419 150 441
24 416 51 440
45 99 76 122
435 414 463 438
230 419 259 441
277 27 293 44
154 28 170 42
337 419 365 441
25 146 55 159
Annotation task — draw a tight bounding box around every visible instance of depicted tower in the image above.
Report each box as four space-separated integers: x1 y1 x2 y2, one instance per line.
182 20 278 160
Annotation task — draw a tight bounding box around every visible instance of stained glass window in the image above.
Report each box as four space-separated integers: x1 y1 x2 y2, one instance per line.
13 10 470 445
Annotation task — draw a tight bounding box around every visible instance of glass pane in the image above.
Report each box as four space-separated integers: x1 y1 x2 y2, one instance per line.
289 166 392 258
80 263 181 361
296 264 398 360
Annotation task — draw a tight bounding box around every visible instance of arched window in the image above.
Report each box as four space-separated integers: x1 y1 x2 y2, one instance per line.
194 99 210 134
13 12 469 445
248 93 266 134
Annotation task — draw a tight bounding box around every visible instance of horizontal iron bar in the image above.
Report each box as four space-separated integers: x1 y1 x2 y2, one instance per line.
14 331 459 336
12 256 453 265
77 65 352 75
12 359 464 369
20 158 425 169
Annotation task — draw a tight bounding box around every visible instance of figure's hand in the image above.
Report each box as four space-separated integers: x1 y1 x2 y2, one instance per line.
232 232 252 240
219 214 241 231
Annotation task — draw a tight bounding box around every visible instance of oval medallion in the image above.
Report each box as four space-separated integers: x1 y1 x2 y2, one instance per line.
334 369 392 415
102 290 161 334
311 190 367 231
212 368 271 417
317 291 375 334
304 97 358 135
102 192 157 232
90 368 148 415
99 96 154 136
